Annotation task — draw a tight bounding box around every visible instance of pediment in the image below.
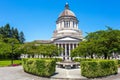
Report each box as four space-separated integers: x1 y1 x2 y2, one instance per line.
59 37 77 40
54 36 80 41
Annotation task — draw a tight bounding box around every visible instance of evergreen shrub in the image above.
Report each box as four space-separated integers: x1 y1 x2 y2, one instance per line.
117 60 120 67
74 58 93 62
55 58 62 62
81 60 118 78
22 58 56 77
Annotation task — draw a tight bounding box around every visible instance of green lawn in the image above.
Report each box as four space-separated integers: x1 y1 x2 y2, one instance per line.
0 60 21 67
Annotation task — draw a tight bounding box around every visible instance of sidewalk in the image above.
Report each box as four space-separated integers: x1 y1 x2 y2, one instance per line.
51 67 87 79
51 67 120 80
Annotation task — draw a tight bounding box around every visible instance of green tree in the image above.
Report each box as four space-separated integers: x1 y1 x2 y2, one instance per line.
0 24 25 43
19 42 40 58
37 44 61 58
0 27 5 37
4 24 11 38
20 42 61 58
72 27 120 59
71 41 96 58
0 23 25 61
19 31 25 44
0 42 11 59
13 28 19 41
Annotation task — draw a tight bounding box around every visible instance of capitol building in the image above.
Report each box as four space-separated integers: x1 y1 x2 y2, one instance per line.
35 3 83 60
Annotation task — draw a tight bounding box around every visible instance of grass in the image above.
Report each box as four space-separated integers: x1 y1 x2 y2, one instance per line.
0 60 21 67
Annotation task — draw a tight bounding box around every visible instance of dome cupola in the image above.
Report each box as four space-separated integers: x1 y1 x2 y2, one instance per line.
59 3 76 17
56 3 78 30
51 3 82 41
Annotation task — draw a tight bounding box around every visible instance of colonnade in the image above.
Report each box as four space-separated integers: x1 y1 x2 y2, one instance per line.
56 43 78 60
57 21 78 30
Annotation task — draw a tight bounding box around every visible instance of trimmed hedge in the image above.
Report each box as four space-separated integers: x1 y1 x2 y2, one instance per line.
74 58 93 62
73 58 109 63
22 58 56 77
81 60 118 78
55 58 62 62
117 60 120 67
32 58 62 62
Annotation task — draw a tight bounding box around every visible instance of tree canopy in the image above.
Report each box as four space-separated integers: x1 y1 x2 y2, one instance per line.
0 24 25 44
71 27 120 59
20 42 62 58
0 23 25 60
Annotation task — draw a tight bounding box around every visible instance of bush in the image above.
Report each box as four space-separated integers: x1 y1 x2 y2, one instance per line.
117 60 120 67
36 58 62 62
74 58 93 62
81 60 118 78
22 58 56 77
54 58 62 62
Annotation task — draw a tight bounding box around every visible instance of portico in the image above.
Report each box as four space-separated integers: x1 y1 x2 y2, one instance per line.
56 42 78 60
53 36 81 60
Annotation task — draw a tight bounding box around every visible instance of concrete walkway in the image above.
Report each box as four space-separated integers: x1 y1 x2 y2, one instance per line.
0 66 120 80
51 67 87 79
0 66 49 80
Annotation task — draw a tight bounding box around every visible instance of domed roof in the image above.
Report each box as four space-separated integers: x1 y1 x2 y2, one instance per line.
59 9 76 17
59 3 76 17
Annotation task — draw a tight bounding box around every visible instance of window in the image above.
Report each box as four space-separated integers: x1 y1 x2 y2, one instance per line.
64 21 68 28
73 21 74 28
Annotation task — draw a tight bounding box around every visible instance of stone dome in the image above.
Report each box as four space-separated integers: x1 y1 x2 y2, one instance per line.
59 3 76 17
51 3 83 41
59 9 76 17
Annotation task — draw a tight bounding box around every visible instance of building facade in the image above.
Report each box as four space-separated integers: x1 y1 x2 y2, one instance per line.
51 3 83 60
34 3 83 60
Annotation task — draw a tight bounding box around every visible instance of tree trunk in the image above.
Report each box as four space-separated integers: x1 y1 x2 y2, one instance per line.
91 54 93 59
104 53 107 59
85 55 87 59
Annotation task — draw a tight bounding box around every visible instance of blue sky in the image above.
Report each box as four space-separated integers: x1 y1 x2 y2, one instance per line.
0 0 120 42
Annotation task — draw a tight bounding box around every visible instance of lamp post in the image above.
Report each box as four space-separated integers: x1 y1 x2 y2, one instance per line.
11 42 14 65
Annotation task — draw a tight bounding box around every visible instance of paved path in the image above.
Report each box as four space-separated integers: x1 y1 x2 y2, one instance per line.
51 67 87 79
0 66 50 80
52 68 120 80
0 66 120 80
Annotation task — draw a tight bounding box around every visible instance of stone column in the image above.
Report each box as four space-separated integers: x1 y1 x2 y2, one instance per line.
73 43 75 50
65 43 67 60
61 44 63 57
58 23 60 29
62 21 64 28
77 23 78 29
57 43 60 57
69 43 71 60
70 21 72 29
76 44 78 47
57 43 59 47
